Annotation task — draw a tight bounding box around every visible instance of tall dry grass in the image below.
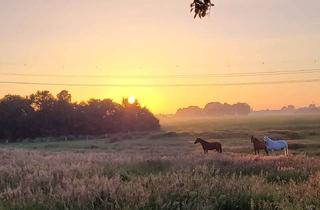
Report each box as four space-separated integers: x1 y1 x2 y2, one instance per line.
0 149 320 210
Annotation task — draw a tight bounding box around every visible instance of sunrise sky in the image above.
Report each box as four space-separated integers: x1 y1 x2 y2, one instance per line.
1 0 320 113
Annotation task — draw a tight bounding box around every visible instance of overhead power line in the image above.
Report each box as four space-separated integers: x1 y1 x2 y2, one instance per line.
0 79 319 87
0 68 320 79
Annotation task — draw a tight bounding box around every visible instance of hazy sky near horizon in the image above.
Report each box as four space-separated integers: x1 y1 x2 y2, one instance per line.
1 0 320 113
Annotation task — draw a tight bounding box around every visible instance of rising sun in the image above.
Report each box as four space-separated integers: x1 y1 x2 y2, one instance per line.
128 96 136 104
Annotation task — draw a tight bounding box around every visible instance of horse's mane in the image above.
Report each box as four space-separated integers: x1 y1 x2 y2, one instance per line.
197 138 208 144
264 136 274 142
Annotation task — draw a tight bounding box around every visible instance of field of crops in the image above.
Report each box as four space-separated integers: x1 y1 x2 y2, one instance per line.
1 115 320 209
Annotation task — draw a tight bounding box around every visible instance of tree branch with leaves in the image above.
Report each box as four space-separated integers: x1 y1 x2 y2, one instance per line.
190 0 214 18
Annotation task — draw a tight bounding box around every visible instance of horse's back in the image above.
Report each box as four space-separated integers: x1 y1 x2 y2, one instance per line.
267 139 288 150
207 142 221 150
279 140 288 148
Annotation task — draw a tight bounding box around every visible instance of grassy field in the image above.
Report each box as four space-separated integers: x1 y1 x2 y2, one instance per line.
1 115 320 209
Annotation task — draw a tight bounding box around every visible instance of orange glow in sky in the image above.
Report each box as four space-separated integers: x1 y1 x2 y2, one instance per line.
0 0 320 114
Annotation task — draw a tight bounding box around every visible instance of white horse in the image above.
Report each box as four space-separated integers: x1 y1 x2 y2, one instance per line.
264 136 289 156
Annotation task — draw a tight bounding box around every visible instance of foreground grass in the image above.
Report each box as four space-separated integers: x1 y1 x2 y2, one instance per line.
0 149 320 210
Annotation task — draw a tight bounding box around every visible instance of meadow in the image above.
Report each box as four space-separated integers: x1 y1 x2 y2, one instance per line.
1 115 320 210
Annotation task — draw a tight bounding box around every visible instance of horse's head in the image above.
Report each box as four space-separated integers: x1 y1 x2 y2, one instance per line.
194 138 201 144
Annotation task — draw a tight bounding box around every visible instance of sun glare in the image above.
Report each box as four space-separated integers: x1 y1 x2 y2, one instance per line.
128 96 136 104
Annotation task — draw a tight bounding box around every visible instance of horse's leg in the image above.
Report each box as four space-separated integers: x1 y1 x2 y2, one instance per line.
265 148 269 156
254 149 257 155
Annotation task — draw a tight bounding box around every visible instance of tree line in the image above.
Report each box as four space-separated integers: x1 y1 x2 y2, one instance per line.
176 102 251 117
0 90 160 142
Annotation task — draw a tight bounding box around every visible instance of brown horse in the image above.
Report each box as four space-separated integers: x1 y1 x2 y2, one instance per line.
251 136 268 155
194 138 222 154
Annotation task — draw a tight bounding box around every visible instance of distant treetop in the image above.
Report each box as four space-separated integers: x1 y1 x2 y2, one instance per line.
176 102 251 117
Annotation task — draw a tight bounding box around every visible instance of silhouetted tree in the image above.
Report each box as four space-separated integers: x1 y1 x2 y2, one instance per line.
232 103 251 115
30 90 55 111
77 99 123 134
204 102 226 116
121 98 160 132
29 91 57 136
57 90 71 103
176 106 203 117
0 95 33 141
175 102 253 117
51 90 75 135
